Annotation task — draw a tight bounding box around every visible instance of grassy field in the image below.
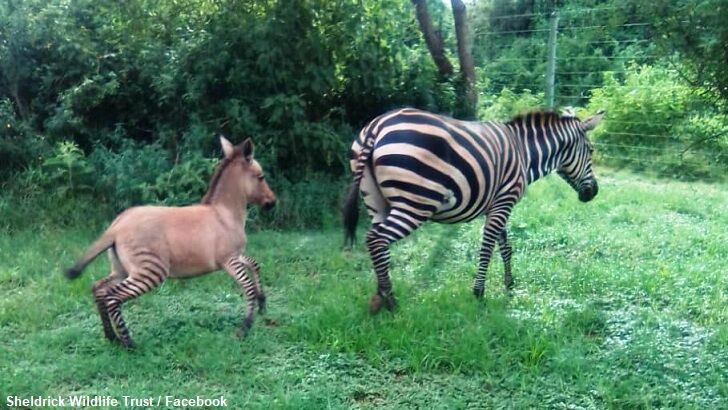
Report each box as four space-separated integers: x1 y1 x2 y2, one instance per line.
1 169 727 409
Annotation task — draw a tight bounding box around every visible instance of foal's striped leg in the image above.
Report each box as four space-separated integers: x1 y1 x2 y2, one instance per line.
366 208 426 314
498 229 514 291
92 274 124 342
473 208 512 298
241 255 266 313
104 272 166 348
224 256 258 337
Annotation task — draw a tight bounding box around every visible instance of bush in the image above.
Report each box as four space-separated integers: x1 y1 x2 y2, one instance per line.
142 153 216 206
88 140 171 210
0 142 108 232
587 65 728 180
0 99 47 180
248 173 348 231
478 87 545 121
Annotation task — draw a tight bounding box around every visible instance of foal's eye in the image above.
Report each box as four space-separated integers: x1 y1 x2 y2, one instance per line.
258 175 265 181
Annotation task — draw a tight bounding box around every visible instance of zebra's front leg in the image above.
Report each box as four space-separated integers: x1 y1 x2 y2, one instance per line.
498 229 514 291
473 210 511 299
366 209 425 314
225 256 258 337
241 255 266 314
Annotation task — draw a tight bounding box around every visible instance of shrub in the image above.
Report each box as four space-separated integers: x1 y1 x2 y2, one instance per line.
587 65 728 180
478 87 545 121
142 153 216 206
248 173 347 231
88 140 171 210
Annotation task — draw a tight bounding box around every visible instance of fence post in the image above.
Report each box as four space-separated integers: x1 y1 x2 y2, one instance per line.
545 11 559 109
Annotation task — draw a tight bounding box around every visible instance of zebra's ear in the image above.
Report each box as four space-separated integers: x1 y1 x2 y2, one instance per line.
240 138 254 162
219 135 235 158
582 110 605 131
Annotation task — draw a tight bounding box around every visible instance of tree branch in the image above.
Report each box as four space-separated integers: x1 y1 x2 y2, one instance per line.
680 129 728 158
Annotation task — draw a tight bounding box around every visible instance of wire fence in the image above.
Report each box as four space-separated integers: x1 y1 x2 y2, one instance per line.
475 3 727 175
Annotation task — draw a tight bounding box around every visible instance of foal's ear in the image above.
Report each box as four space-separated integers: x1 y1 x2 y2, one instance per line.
582 110 605 131
220 135 235 158
240 138 254 162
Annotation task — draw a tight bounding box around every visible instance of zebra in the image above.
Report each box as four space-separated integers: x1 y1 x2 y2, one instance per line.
65 137 276 347
343 107 604 313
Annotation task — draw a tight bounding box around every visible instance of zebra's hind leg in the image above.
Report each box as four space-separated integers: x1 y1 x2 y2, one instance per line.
241 255 266 313
498 229 514 291
366 208 425 314
473 209 511 299
224 255 259 338
104 270 166 348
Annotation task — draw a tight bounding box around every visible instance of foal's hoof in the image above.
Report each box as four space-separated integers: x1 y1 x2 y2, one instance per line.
236 327 249 339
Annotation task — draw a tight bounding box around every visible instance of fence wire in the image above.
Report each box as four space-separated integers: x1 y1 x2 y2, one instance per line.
477 3 726 176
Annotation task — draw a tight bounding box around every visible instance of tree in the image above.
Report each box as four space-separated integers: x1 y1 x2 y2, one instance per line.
412 0 477 118
642 0 728 108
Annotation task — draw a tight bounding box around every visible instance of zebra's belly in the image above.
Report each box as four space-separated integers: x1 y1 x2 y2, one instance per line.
431 205 486 224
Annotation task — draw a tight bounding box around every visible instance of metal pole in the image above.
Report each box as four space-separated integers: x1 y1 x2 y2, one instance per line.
545 11 559 109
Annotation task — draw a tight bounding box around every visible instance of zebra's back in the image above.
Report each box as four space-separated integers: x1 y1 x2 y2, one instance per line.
354 108 526 224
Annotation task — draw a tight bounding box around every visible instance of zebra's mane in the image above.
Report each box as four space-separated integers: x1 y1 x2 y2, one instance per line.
505 111 579 126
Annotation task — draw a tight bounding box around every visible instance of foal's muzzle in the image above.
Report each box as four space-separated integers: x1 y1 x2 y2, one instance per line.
263 200 276 211
578 181 598 202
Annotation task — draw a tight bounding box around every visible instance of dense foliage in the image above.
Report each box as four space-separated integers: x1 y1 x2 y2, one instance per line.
1 0 726 230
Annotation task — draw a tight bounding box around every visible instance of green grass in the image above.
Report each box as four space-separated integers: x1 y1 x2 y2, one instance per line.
1 168 727 409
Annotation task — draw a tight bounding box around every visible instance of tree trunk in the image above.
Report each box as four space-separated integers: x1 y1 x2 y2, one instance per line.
411 0 453 79
451 0 477 119
8 81 29 121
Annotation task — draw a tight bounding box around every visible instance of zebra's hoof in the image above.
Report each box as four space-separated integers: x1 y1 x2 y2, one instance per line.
369 293 384 315
473 287 484 299
120 339 136 350
504 282 515 297
504 278 514 291
103 331 119 342
237 316 253 338
383 295 397 311
258 294 267 314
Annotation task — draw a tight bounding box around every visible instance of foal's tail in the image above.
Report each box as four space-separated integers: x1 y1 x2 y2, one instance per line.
342 126 376 249
65 232 116 279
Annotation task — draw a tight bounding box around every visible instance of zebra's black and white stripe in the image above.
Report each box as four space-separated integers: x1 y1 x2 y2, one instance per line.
343 107 604 313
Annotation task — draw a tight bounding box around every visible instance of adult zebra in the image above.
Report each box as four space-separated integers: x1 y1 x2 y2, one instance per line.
343 108 604 314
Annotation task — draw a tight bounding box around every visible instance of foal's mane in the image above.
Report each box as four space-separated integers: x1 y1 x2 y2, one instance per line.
201 151 242 204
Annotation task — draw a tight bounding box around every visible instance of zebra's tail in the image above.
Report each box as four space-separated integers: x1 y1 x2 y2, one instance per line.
343 128 376 249
343 180 360 249
65 232 116 279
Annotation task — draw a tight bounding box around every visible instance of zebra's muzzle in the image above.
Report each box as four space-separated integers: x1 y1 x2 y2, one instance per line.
578 181 598 202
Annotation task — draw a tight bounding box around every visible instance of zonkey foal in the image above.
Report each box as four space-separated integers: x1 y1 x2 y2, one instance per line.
65 137 276 347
